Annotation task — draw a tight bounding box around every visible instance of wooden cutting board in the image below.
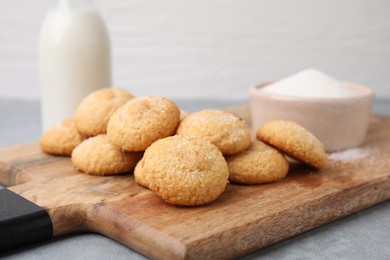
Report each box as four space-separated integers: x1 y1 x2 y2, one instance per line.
1 105 390 259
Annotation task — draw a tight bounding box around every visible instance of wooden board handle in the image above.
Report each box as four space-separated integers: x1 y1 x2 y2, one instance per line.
0 189 53 253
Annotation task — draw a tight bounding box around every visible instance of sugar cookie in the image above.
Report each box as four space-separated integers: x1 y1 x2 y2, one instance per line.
74 88 134 136
256 120 327 169
176 109 251 155
107 96 180 152
134 135 229 206
71 134 142 175
226 141 289 184
40 119 85 156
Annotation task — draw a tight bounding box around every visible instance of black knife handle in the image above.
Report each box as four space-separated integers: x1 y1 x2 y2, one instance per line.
0 189 53 253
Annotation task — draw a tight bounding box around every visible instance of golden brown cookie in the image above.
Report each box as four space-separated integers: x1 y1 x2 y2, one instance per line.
225 141 289 184
256 120 327 169
134 135 229 206
74 88 134 136
40 119 86 156
71 134 143 175
176 109 251 155
107 96 180 152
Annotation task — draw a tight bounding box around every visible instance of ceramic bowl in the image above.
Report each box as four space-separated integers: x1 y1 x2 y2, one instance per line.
249 82 375 151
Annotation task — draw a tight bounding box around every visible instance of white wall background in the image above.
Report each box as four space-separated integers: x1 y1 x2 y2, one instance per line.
0 0 389 101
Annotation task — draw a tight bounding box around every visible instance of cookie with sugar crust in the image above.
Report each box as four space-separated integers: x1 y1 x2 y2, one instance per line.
176 109 251 155
71 134 142 175
107 96 180 152
40 118 86 156
134 135 229 206
225 141 289 184
256 120 327 169
74 87 134 137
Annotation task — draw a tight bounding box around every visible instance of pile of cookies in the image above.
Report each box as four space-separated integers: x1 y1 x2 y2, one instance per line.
40 88 327 206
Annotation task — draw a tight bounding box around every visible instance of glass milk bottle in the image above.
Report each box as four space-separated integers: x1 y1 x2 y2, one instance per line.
39 0 111 131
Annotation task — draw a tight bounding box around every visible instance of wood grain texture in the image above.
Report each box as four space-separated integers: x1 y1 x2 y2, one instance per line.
0 105 390 259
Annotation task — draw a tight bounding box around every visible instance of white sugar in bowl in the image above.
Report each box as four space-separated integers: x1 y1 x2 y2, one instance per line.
250 82 374 152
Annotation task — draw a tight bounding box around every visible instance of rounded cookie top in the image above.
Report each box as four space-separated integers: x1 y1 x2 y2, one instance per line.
256 120 327 169
107 96 180 152
176 109 251 155
74 88 134 136
40 119 86 156
134 135 229 206
71 134 143 175
225 141 289 184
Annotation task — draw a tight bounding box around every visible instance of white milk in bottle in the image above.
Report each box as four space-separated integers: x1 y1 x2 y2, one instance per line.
39 0 111 131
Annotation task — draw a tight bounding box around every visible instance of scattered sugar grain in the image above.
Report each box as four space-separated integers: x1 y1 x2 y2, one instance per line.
328 148 369 162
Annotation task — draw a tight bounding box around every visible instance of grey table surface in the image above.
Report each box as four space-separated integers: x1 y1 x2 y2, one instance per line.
0 98 389 260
